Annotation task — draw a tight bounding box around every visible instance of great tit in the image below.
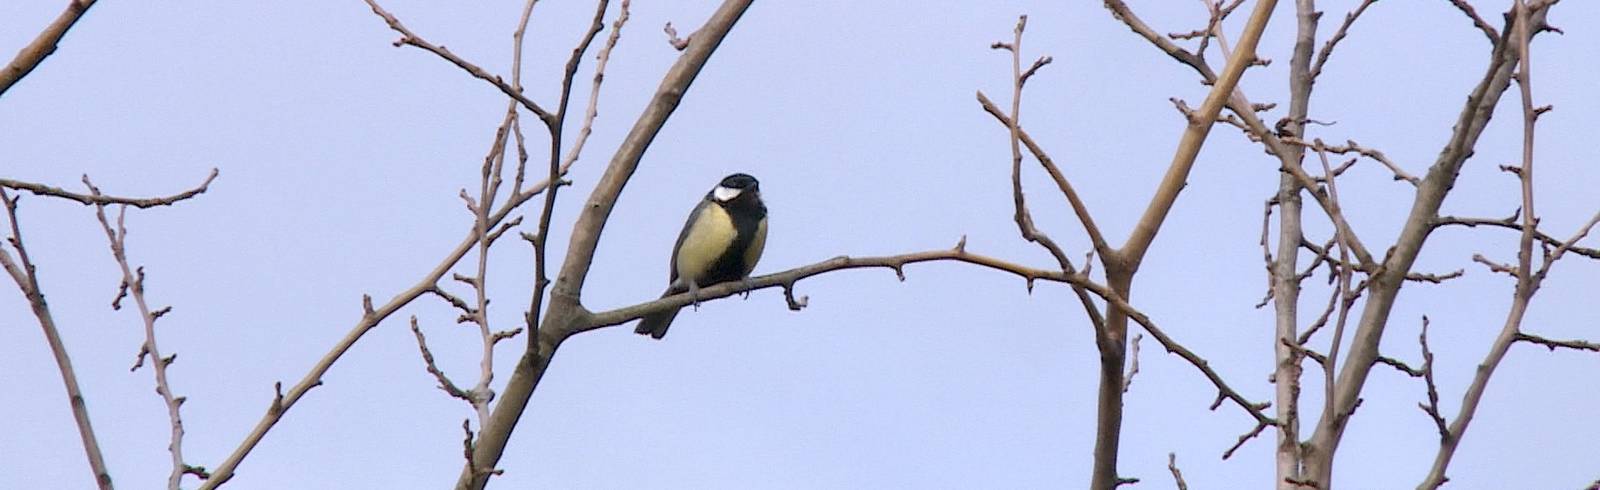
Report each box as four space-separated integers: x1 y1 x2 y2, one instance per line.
635 173 768 339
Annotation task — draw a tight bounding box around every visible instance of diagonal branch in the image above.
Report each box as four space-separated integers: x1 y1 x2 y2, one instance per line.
1104 0 1378 268
1418 5 1580 486
361 0 555 125
976 92 1114 263
1120 0 1280 265
1448 0 1503 43
0 0 100 98
1308 0 1380 82
1311 6 1558 483
0 188 114 490
198 151 566 490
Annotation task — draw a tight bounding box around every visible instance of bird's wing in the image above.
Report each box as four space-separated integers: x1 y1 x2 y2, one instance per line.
667 198 712 284
742 215 768 277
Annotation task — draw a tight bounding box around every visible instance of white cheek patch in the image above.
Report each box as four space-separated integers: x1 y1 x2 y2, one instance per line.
712 185 743 202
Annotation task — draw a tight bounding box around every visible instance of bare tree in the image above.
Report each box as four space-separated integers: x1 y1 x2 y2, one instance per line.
3 1 1596 489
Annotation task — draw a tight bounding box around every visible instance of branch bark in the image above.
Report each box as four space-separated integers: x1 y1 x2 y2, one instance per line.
0 189 114 489
1095 1 1279 486
88 187 208 488
0 0 99 98
1268 0 1319 485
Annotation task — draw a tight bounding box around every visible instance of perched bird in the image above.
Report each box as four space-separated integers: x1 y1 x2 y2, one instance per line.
635 173 768 339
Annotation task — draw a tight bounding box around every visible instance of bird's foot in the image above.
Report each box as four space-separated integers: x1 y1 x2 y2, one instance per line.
740 277 755 299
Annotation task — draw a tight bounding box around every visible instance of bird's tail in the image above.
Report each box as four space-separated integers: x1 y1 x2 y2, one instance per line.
634 286 685 339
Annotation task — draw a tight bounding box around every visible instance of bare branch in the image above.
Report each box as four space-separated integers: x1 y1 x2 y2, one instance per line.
975 19 1110 338
1416 317 1449 444
0 188 114 489
360 0 555 125
1168 452 1189 490
993 16 1085 277
0 168 218 209
1120 0 1282 264
85 177 205 489
1420 7 1575 485
1515 332 1600 353
977 92 1114 263
1435 215 1600 260
1448 0 1503 43
1376 354 1425 377
1223 420 1273 460
1284 137 1419 186
582 243 1070 332
427 286 475 315
408 316 474 402
1309 0 1380 82
200 144 563 490
0 0 101 97
1309 8 1559 477
559 0 631 172
1106 0 1381 268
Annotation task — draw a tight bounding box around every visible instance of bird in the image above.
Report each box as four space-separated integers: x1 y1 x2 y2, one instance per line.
635 173 768 339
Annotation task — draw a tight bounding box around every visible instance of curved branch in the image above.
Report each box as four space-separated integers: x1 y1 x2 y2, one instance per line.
0 168 218 209
579 244 1067 333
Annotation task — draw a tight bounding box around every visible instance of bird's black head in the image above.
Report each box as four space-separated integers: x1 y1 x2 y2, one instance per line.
711 173 760 203
719 173 759 190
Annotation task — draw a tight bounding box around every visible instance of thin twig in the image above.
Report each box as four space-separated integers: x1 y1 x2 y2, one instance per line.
559 0 630 171
1308 0 1380 82
1515 332 1600 352
199 154 563 490
1168 452 1189 490
1284 137 1419 186
976 92 1114 262
360 0 555 125
1448 0 1503 43
408 316 474 402
1314 145 1359 440
85 177 208 488
1418 317 1449 445
993 16 1083 280
1436 215 1600 260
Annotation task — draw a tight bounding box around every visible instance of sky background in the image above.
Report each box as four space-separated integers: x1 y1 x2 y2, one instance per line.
2 0 1597 488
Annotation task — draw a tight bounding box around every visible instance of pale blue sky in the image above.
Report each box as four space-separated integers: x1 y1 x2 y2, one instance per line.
2 1 1597 488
